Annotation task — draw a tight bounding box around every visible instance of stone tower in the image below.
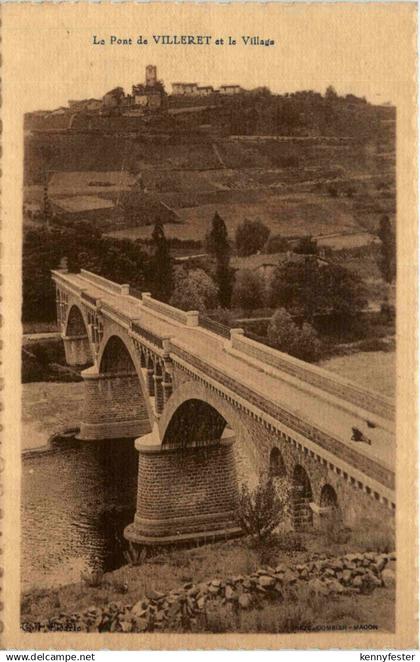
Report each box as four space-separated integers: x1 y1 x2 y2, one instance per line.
145 64 157 87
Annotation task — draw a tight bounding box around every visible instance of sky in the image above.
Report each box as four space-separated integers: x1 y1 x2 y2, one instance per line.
3 3 416 112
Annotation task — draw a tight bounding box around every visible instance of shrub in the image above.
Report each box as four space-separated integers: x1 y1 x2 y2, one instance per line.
123 543 148 566
231 270 265 313
238 475 286 541
170 267 219 312
235 219 270 257
267 308 321 362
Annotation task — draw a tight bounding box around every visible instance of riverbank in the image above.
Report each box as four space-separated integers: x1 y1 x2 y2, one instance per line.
21 534 396 633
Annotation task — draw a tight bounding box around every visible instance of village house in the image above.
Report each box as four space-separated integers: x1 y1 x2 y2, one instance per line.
219 84 242 95
171 82 199 96
197 86 214 96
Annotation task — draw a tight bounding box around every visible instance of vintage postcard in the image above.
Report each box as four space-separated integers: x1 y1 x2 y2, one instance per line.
1 1 418 650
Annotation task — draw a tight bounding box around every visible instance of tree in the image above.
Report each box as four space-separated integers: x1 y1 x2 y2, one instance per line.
238 475 286 541
293 235 318 255
205 212 234 307
270 258 367 323
150 223 173 302
325 85 338 100
267 308 321 362
170 267 218 312
231 269 265 313
377 215 396 284
235 218 270 257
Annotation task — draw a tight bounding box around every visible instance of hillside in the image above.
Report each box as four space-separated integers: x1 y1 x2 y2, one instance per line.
24 91 395 252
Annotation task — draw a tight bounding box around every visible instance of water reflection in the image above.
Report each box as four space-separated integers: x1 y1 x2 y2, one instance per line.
22 436 138 590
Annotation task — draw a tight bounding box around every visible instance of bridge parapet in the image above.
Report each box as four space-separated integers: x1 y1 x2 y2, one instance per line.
229 329 394 422
142 293 199 326
80 269 130 295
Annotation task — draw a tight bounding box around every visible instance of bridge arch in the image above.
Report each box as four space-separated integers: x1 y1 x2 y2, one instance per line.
158 379 249 446
319 483 342 529
79 330 153 440
62 304 93 366
292 464 313 530
269 447 287 478
64 304 90 337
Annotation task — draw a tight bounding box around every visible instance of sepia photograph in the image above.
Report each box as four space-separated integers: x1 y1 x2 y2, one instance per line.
1 1 417 650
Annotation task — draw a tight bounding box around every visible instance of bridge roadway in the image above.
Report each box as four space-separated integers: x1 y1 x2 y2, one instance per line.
57 271 394 483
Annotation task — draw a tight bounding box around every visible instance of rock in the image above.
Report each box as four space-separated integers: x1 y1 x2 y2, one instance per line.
352 576 363 589
197 595 207 610
382 568 396 586
232 575 244 584
323 568 336 577
373 557 387 573
342 569 352 584
146 589 164 602
326 579 344 594
187 586 199 597
167 602 181 618
308 578 328 596
132 616 148 632
259 575 276 588
329 559 344 570
131 601 147 617
242 578 252 590
274 582 283 596
239 593 252 609
225 585 237 600
283 570 298 584
208 585 220 595
275 564 288 573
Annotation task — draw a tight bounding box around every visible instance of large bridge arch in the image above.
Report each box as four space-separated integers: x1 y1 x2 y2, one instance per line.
126 380 245 545
158 379 250 447
62 304 94 366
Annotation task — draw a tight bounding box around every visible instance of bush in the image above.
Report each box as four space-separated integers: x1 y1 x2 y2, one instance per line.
267 308 321 362
238 476 286 541
231 270 265 313
235 219 270 257
170 267 219 312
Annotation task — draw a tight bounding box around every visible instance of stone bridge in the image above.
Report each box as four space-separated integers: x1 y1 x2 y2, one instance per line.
52 269 395 545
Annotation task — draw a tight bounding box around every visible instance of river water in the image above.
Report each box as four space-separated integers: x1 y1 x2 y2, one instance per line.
22 436 138 591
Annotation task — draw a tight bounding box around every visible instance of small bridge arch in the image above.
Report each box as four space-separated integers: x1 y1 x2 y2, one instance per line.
292 464 314 530
79 332 153 441
62 304 93 366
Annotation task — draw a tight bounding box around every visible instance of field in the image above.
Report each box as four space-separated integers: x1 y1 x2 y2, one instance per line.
106 192 368 242
320 350 395 398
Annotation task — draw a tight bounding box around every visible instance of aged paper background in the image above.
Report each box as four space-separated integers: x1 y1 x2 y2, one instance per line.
1 1 418 649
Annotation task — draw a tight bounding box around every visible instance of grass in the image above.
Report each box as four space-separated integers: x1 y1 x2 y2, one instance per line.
189 584 395 633
320 350 395 398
